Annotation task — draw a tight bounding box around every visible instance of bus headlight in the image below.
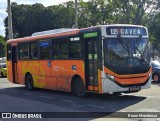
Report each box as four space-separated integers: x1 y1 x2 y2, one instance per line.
106 74 115 81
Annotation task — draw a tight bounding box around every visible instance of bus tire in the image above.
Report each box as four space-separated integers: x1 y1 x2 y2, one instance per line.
25 74 34 91
72 78 86 97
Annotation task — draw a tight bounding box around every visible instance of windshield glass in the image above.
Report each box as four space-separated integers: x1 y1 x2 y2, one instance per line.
104 38 150 67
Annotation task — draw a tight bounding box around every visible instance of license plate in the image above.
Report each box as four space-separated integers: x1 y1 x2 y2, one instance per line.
129 87 140 91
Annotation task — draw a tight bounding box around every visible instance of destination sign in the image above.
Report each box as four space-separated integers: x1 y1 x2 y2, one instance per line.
106 27 147 36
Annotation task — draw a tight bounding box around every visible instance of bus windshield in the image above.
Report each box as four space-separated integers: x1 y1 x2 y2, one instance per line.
103 38 150 67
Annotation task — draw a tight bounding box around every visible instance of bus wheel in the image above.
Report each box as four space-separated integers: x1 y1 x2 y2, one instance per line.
25 74 34 91
73 78 86 97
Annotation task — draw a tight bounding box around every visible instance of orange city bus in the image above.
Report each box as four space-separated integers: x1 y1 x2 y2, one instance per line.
6 24 151 97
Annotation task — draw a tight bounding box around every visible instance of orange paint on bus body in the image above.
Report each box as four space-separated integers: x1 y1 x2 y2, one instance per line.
7 61 13 82
10 60 85 92
104 66 151 85
6 25 151 95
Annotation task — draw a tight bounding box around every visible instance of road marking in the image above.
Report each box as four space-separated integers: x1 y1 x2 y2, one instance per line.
40 96 52 99
24 93 33 95
88 104 105 109
62 100 76 103
10 90 17 92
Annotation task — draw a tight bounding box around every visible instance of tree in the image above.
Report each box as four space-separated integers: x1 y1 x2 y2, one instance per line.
4 2 75 38
4 0 160 45
144 0 160 44
0 36 6 57
78 0 114 28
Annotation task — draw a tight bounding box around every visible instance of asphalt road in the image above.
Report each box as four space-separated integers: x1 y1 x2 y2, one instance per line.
0 77 160 121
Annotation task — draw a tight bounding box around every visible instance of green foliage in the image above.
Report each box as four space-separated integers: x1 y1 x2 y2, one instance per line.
0 36 6 57
3 0 160 44
4 2 75 38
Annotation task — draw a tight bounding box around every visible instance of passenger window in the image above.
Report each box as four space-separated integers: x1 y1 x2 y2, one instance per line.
52 38 69 59
30 42 38 60
39 41 50 59
52 40 60 59
60 39 69 59
19 43 29 60
7 45 12 60
69 37 81 58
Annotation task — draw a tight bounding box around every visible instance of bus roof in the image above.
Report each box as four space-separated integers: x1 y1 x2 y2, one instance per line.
6 24 147 44
99 24 146 27
6 29 80 44
31 28 78 36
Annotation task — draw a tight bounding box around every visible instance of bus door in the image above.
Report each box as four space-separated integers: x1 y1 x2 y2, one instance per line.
85 37 99 92
39 40 56 89
11 43 18 83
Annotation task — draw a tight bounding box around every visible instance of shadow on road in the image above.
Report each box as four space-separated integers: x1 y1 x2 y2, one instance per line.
152 81 160 87
0 86 146 111
0 79 149 120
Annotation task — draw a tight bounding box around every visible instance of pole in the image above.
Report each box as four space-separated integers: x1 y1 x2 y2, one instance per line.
7 0 13 39
75 0 78 28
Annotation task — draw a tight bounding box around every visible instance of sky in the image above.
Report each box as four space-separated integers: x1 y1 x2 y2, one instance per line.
0 0 83 37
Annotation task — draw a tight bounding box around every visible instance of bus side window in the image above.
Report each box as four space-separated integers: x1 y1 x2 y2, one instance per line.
19 43 29 60
39 41 50 60
52 40 60 59
7 45 12 60
60 39 69 59
69 37 81 59
30 42 38 60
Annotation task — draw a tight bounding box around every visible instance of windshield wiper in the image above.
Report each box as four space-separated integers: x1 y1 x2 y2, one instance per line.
133 36 149 64
117 35 131 56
